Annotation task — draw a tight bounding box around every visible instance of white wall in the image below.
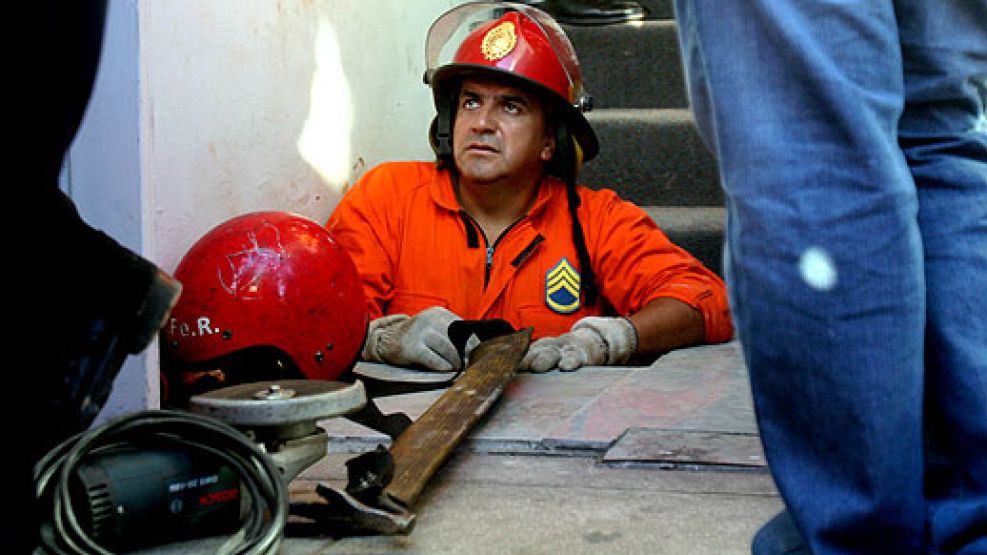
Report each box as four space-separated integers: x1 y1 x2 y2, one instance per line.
144 0 461 270
64 0 461 420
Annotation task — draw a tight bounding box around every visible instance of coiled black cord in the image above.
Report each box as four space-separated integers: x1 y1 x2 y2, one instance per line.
34 409 287 554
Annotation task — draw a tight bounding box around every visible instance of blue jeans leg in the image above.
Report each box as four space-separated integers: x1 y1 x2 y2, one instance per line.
673 0 986 553
897 1 987 553
752 510 810 555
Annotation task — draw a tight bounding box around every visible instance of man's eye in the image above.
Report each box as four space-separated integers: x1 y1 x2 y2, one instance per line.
504 103 521 114
462 98 479 109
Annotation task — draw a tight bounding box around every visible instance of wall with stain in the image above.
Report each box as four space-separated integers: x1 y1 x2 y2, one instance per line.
62 0 462 418
144 0 461 271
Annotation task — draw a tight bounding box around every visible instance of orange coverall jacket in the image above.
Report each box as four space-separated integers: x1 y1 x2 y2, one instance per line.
327 161 733 343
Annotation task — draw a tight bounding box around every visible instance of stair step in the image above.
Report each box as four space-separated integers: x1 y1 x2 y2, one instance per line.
581 108 723 207
643 206 725 276
566 20 688 110
551 0 722 273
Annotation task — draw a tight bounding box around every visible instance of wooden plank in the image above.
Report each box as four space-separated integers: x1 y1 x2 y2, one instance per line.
384 328 532 508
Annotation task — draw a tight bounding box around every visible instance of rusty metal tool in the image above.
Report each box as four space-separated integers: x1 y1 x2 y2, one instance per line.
382 326 530 509
293 326 532 535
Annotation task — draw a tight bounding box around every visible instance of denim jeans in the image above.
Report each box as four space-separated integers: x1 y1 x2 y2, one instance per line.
672 0 987 553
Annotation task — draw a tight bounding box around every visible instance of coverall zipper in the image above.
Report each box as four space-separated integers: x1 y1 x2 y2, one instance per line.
459 212 532 288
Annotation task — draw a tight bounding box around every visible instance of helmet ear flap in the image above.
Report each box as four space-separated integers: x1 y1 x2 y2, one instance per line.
430 83 459 164
428 116 440 154
546 119 582 186
428 116 451 168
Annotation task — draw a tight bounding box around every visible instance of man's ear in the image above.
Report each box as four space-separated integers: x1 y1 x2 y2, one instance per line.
541 133 556 161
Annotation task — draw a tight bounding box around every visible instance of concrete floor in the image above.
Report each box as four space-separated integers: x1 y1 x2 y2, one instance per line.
144 340 783 554
280 452 781 555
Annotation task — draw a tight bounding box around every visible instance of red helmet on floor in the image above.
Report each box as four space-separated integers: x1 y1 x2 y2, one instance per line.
161 211 367 402
425 2 598 174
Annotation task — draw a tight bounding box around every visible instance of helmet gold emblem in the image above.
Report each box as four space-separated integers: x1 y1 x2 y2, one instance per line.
481 21 517 61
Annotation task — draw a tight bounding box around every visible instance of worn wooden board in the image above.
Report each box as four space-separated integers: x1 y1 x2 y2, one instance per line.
383 329 532 508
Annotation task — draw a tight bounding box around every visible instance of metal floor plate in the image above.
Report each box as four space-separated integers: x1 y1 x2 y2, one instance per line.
321 340 758 459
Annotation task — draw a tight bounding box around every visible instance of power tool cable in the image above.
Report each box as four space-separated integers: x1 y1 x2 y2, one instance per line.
34 409 287 554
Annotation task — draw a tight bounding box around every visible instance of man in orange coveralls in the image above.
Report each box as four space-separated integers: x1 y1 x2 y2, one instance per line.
328 2 732 373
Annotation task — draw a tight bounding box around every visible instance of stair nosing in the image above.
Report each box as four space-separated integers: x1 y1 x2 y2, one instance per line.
587 108 694 123
566 19 678 31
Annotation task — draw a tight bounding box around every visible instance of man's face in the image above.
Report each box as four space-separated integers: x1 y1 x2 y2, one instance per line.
453 77 555 187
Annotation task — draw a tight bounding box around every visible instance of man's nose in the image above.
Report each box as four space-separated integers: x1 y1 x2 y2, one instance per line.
470 104 498 131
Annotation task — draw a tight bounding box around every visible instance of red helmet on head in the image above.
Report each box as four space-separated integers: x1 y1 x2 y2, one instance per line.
161 211 367 403
425 2 598 172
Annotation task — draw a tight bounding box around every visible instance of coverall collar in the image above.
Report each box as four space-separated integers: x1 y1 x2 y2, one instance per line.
429 167 564 218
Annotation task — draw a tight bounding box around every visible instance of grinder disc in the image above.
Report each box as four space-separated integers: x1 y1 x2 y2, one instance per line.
188 379 366 427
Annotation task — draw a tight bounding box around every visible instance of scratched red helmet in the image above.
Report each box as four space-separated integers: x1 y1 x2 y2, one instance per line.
160 211 368 403
425 2 598 172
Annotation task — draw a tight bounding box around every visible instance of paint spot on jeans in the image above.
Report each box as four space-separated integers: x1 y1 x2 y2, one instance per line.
799 247 837 291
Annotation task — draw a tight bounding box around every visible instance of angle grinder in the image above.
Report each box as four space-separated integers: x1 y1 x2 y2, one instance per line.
57 379 366 551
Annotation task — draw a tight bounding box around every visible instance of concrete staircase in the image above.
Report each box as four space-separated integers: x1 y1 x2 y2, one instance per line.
564 0 725 276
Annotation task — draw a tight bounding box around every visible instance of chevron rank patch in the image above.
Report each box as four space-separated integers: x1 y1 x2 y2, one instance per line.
545 257 581 314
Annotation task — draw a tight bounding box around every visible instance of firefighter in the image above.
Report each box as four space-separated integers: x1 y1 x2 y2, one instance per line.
328 2 733 373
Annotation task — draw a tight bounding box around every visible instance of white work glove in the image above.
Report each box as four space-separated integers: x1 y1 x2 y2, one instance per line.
521 316 638 373
361 306 462 372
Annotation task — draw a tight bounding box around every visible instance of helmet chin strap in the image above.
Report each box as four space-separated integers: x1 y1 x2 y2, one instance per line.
432 87 457 158
551 120 579 188
572 138 584 177
550 120 598 307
